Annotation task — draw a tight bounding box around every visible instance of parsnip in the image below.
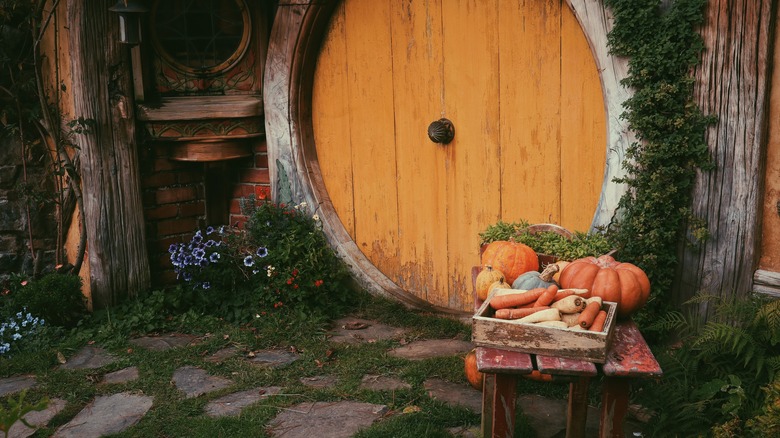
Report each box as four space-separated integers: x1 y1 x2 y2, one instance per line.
560 313 581 327
586 296 603 306
551 295 587 314
517 308 561 323
536 320 569 329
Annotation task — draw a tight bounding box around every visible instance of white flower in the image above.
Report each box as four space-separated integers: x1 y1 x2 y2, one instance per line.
312 214 320 221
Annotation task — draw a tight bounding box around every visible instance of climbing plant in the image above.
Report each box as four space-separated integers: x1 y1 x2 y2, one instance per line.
604 0 716 327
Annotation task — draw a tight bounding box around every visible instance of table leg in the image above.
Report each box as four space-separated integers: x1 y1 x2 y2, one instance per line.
482 374 495 436
600 377 630 438
567 376 590 438
492 373 518 438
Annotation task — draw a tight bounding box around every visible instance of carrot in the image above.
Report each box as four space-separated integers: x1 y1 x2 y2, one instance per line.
588 310 608 332
551 288 590 302
489 288 546 310
577 301 602 329
533 285 559 307
493 306 550 320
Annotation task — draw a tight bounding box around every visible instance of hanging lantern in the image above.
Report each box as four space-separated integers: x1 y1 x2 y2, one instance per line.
109 0 148 46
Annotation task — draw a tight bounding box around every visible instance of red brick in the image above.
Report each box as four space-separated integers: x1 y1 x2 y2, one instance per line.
157 217 198 236
179 201 206 218
253 139 267 153
156 186 198 204
177 170 203 184
229 214 249 228
239 168 269 184
254 153 269 168
155 236 187 253
145 204 179 220
156 269 179 286
231 183 256 198
229 199 242 214
141 172 177 188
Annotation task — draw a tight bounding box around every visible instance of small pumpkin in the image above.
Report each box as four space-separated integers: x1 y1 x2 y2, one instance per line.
558 254 651 319
480 240 539 285
464 349 484 390
487 278 512 297
476 265 506 301
512 263 559 290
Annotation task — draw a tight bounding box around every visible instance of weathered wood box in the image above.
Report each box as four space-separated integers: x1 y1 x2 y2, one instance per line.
472 293 618 363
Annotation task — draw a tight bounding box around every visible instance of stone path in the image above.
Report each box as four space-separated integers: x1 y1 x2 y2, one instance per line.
0 320 647 437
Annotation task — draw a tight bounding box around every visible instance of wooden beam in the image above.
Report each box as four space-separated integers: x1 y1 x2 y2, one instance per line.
67 0 150 308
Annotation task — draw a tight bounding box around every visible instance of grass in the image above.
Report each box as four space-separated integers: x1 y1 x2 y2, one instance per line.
1 289 572 437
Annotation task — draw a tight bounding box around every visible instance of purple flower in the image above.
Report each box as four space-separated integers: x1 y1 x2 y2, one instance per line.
210 252 221 263
206 226 215 235
256 247 268 258
244 256 255 267
202 282 211 289
168 244 178 254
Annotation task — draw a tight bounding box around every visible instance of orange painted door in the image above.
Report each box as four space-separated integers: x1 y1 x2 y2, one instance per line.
312 0 606 311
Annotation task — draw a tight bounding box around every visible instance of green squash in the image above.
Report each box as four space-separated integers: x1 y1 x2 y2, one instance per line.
512 263 559 290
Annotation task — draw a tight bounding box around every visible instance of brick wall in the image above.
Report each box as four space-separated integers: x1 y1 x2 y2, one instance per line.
140 139 270 286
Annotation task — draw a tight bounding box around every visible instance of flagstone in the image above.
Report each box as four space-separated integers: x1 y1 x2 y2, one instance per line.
299 375 339 389
59 346 117 370
327 317 407 344
8 398 66 438
52 392 152 438
267 401 388 438
129 333 199 351
172 365 232 398
423 378 482 413
101 366 139 385
204 386 283 417
246 349 300 368
0 375 36 397
388 339 473 360
359 374 411 391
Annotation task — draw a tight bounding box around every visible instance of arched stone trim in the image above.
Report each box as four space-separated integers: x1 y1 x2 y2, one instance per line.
263 0 631 311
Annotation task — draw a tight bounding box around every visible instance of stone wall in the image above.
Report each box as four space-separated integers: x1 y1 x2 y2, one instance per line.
0 137 57 284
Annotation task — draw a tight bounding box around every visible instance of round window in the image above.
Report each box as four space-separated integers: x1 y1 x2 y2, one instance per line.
150 0 251 75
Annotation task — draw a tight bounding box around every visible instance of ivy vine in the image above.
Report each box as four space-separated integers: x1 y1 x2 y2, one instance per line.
604 0 716 324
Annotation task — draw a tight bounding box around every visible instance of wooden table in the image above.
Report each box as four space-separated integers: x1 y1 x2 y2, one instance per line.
476 320 662 438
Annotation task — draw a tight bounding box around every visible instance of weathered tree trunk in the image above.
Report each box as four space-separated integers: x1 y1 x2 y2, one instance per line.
676 0 776 315
67 0 149 308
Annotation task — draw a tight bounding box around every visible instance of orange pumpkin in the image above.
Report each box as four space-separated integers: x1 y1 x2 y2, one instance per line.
480 240 539 285
464 349 484 390
558 254 650 319
476 265 506 301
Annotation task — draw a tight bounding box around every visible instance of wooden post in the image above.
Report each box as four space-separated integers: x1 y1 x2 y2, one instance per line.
677 0 776 314
67 0 150 308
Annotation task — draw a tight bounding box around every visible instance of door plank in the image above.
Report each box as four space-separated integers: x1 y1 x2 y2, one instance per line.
499 0 563 224
560 6 607 232
442 0 502 309
343 0 400 276
313 3 355 237
390 0 449 304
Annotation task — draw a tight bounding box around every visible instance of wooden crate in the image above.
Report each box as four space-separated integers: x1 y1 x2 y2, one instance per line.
472 293 618 363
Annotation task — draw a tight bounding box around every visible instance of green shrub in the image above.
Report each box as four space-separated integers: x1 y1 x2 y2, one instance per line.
637 295 780 436
478 220 615 261
6 273 86 328
168 200 352 322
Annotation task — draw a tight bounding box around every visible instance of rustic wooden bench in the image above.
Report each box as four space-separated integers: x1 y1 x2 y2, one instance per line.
475 320 662 438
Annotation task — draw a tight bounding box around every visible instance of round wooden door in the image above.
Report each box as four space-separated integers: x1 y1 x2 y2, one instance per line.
311 0 606 311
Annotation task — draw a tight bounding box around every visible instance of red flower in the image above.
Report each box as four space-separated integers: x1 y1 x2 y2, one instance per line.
274 301 284 308
286 278 293 285
292 269 299 277
293 284 299 289
314 280 324 287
